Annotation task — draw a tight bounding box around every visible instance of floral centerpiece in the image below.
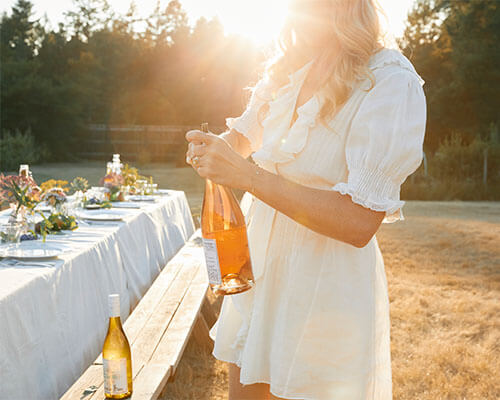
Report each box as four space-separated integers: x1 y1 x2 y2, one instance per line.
40 179 69 193
100 172 125 201
0 174 41 223
42 187 67 213
122 164 138 186
82 187 111 209
35 212 78 241
70 177 89 194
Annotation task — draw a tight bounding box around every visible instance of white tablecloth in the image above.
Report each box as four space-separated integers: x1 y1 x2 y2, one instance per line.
0 190 195 400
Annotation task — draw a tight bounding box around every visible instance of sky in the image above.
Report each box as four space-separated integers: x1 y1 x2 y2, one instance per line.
1 0 416 44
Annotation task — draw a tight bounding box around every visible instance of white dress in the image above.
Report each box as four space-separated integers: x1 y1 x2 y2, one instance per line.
208 48 427 400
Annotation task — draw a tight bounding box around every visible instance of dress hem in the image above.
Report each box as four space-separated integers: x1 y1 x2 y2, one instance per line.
212 350 327 400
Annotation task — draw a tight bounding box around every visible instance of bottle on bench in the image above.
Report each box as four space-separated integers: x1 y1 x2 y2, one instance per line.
200 122 255 296
103 294 133 399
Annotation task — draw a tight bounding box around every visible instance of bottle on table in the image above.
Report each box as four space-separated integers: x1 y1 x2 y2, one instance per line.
112 154 123 175
19 164 30 177
200 123 255 296
102 294 133 399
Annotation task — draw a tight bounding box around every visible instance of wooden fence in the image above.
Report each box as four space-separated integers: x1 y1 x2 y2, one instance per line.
77 124 225 163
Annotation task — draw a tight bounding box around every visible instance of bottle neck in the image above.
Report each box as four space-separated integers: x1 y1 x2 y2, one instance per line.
108 316 122 329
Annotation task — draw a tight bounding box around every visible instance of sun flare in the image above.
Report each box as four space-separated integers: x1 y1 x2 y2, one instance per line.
185 0 410 45
185 0 290 45
0 0 412 45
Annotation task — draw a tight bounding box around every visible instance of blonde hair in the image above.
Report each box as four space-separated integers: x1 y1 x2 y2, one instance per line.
262 0 388 122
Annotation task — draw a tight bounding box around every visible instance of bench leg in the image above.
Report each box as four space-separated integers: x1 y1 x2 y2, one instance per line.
201 292 218 327
192 313 213 353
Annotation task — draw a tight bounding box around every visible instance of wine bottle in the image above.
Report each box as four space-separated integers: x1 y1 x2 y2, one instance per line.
103 294 133 399
200 123 255 295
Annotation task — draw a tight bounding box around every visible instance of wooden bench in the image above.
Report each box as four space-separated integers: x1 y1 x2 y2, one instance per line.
62 229 216 400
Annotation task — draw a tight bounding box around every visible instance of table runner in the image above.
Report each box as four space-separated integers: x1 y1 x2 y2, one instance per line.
0 190 195 400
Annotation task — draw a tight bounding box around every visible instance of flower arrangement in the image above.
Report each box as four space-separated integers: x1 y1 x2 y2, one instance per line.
36 212 78 241
82 194 111 209
0 174 41 220
42 187 67 211
122 164 139 187
100 172 125 201
70 177 89 194
40 179 69 193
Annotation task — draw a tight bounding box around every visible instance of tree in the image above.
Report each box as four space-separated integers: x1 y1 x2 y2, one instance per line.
64 0 114 42
1 0 44 138
400 0 500 152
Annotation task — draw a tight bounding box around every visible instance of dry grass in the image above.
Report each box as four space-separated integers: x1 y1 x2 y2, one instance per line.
382 202 500 400
161 201 500 400
29 163 500 399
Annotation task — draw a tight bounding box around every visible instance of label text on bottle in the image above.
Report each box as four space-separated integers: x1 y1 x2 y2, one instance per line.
202 238 223 285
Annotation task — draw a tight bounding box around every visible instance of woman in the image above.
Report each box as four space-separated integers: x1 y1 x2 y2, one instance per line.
185 0 426 398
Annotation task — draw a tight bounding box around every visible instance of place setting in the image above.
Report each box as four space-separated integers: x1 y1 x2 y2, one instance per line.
0 156 180 273
1 156 167 237
0 235 70 268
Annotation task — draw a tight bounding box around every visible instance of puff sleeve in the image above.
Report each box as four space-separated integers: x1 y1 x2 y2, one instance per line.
225 76 275 153
332 70 427 223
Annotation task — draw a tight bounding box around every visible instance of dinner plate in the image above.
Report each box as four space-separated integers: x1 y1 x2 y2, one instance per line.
126 195 158 202
84 204 104 210
112 202 141 209
81 213 123 221
0 242 62 259
156 189 173 195
78 209 125 221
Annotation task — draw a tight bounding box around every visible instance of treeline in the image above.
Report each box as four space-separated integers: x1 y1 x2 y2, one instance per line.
400 0 499 151
1 0 264 161
398 0 500 198
1 0 499 176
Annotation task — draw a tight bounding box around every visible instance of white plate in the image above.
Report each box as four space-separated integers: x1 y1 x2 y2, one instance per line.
84 204 104 210
126 195 158 202
81 213 124 221
112 202 141 209
0 243 62 259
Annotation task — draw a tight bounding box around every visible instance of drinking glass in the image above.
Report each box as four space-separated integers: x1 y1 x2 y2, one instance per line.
0 222 23 244
136 179 147 195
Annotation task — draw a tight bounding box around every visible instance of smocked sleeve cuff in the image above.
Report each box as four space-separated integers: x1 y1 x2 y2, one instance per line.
332 167 405 223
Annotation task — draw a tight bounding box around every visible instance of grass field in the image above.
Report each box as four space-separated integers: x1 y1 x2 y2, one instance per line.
159 201 500 400
29 163 500 399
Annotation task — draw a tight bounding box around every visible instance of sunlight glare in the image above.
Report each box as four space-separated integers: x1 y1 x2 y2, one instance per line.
187 0 413 45
187 0 290 45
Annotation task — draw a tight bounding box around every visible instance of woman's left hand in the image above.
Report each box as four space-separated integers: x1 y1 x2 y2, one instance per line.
185 129 252 191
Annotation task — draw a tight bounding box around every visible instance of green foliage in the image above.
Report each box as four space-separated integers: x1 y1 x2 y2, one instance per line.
400 0 500 152
402 179 500 201
1 0 263 160
36 212 78 241
433 133 487 181
2 0 497 178
0 128 49 171
401 128 500 200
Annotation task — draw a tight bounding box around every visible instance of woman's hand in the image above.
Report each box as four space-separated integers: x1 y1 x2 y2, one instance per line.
185 129 253 191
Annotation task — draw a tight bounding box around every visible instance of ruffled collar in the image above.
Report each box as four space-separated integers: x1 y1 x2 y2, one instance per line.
251 48 424 172
252 59 318 171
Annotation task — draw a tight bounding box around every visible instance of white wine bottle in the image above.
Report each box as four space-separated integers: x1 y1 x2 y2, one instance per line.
102 294 133 399
200 123 255 296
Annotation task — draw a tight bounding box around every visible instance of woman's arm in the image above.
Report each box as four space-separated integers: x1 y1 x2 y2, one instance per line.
185 129 385 248
244 162 385 248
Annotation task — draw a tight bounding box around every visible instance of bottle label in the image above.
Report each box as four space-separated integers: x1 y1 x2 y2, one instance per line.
103 358 128 395
202 238 222 285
